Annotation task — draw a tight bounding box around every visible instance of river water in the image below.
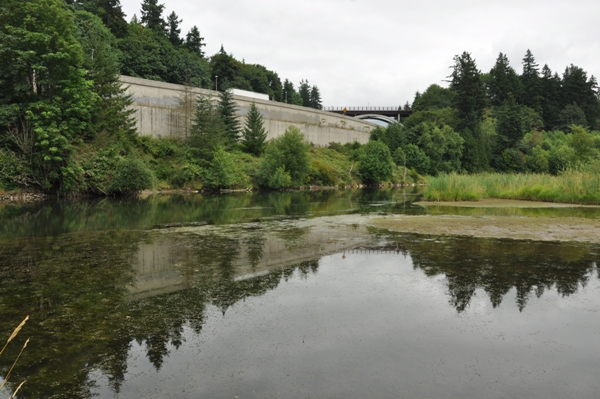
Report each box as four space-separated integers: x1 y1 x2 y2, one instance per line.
1 188 599 398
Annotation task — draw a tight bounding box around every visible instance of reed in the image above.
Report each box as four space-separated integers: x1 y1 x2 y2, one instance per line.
424 170 600 205
1 316 29 399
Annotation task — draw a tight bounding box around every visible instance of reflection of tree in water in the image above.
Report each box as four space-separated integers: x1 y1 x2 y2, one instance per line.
244 229 266 269
384 233 598 312
0 227 321 397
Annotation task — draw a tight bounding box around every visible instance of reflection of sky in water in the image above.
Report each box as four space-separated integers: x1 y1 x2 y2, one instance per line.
91 248 600 399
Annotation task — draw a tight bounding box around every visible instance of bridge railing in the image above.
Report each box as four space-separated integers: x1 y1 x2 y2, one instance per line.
325 106 402 112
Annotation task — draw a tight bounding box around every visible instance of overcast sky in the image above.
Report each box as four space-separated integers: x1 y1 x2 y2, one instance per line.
120 0 600 107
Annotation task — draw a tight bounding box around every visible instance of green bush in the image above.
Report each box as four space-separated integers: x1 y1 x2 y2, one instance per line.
306 159 336 186
358 140 393 184
107 157 154 195
256 126 309 188
405 144 431 175
204 147 249 190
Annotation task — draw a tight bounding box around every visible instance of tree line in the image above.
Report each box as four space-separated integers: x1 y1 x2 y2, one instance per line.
370 50 600 175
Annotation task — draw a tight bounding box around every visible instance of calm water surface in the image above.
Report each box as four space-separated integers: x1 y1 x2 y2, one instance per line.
1 188 599 398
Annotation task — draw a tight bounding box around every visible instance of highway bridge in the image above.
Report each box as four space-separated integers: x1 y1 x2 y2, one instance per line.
325 106 413 125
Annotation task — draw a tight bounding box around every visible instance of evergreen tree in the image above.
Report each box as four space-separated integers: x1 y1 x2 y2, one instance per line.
210 46 239 90
81 0 128 38
561 64 600 129
74 10 135 139
309 86 322 109
218 89 240 145
496 94 526 150
283 79 295 104
540 65 562 130
242 103 267 156
188 95 226 161
119 20 166 80
298 80 311 106
140 0 166 35
449 51 488 172
559 103 588 130
487 53 521 107
520 49 542 112
166 11 182 46
185 26 205 57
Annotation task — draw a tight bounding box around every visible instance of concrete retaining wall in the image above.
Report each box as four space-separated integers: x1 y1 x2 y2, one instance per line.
120 75 376 145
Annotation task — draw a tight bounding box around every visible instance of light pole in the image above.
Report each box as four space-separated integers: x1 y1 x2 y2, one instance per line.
215 75 218 92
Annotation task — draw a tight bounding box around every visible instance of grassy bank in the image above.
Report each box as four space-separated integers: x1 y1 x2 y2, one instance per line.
424 168 600 205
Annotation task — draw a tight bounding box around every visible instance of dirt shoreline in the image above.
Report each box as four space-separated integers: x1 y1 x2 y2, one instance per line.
369 214 600 244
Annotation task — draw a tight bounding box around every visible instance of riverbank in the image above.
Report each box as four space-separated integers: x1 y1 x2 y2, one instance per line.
0 191 48 203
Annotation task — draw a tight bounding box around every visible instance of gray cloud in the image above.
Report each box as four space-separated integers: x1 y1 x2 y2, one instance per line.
120 0 600 107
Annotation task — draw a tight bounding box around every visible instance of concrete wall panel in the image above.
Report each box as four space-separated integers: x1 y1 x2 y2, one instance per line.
121 75 376 145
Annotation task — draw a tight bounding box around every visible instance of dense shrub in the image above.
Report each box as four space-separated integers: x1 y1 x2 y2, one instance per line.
107 157 154 195
204 147 249 190
358 140 393 184
256 126 309 188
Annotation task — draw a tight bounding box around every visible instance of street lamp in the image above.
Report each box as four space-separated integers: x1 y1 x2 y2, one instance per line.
215 75 218 92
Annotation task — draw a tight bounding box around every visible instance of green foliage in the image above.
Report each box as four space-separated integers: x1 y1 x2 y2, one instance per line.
166 11 182 46
78 0 128 38
0 0 99 190
449 52 489 172
358 140 393 184
487 52 522 107
559 103 588 130
404 144 431 175
218 89 241 145
256 126 309 188
369 124 407 154
140 0 167 34
106 157 154 195
412 84 456 111
204 147 249 190
185 25 205 57
188 94 227 161
298 80 311 106
73 10 136 140
309 86 322 110
241 103 267 156
417 123 464 174
118 20 166 80
520 49 542 113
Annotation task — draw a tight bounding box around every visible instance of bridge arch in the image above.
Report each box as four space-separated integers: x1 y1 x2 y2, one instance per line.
355 114 400 126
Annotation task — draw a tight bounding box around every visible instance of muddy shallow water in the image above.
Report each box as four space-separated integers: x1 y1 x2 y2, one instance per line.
1 190 600 398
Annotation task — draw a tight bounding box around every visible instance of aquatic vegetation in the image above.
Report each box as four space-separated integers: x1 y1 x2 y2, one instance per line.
425 170 600 204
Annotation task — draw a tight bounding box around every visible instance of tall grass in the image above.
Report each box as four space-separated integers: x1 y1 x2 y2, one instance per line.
1 316 29 399
425 169 600 205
